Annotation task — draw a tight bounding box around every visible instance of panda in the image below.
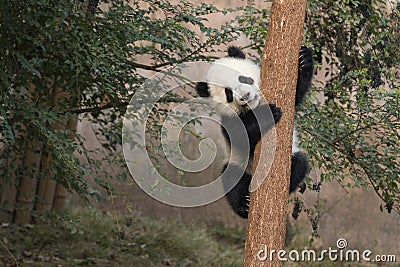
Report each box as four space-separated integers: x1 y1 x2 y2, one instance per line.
195 46 314 218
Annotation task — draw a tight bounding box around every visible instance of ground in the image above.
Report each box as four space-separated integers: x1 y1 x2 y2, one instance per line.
0 209 244 267
0 210 398 266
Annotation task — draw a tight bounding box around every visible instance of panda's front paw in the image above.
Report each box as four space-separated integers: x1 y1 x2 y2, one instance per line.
269 104 282 123
299 46 314 72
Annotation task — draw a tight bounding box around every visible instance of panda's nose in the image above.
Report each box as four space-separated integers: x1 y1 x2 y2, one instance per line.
240 92 251 101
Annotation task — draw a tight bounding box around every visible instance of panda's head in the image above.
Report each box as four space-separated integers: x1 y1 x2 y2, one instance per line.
196 47 261 116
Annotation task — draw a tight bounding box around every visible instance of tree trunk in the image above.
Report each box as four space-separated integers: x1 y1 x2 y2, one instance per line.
243 0 307 266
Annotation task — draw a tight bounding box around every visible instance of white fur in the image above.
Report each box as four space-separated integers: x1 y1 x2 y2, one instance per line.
206 58 261 115
292 127 300 154
207 58 260 86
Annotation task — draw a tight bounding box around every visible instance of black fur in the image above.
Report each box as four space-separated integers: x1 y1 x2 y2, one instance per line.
296 46 314 106
196 82 210 97
220 104 282 218
220 104 282 151
289 152 309 193
222 152 309 218
196 46 314 218
225 87 233 103
239 75 254 85
228 46 246 59
222 163 251 218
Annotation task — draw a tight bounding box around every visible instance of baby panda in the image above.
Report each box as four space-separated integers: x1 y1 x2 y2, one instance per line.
195 46 314 218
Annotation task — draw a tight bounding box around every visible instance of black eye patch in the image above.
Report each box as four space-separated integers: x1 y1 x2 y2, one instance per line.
225 87 233 103
238 75 254 85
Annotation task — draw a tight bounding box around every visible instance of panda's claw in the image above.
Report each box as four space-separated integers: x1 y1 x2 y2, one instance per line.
298 46 314 71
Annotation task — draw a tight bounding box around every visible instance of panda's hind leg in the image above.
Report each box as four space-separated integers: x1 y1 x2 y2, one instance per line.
289 151 309 193
221 153 308 217
222 163 250 218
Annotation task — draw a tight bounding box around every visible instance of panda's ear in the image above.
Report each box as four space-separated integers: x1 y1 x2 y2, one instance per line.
228 46 246 59
195 82 210 97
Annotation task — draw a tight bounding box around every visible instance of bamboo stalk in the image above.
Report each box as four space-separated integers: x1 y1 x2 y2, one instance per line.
14 139 42 224
0 182 18 223
52 182 68 213
35 86 68 213
34 149 58 212
0 144 23 223
52 116 78 212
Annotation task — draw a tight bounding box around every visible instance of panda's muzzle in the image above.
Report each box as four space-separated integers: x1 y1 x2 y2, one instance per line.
240 92 251 101
240 93 259 107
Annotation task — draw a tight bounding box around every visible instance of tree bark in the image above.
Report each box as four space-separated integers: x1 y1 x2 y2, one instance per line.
243 0 307 266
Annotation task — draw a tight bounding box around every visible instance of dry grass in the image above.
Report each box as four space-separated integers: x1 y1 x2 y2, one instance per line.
0 210 397 266
0 209 244 266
